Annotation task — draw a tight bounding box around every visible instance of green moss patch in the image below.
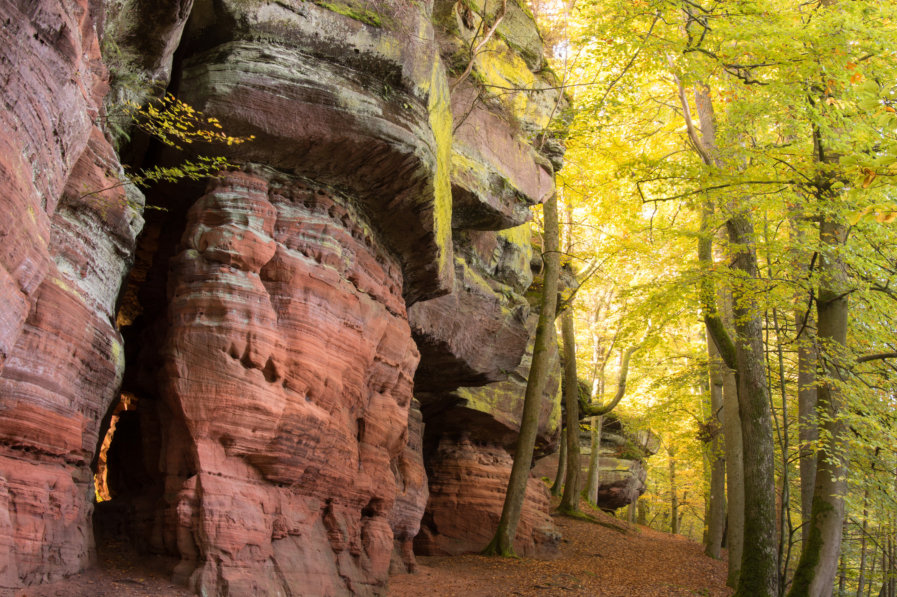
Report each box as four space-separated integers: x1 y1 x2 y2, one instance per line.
310 0 383 27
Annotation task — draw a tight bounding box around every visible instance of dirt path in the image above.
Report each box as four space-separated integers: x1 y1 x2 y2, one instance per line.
15 537 192 597
16 501 731 596
389 502 733 597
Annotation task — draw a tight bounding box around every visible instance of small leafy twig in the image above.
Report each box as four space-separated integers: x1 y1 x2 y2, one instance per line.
450 0 508 94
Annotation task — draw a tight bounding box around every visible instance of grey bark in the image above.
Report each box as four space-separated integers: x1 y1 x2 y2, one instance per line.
797 316 818 548
559 306 581 513
483 193 560 556
722 349 745 588
669 449 679 535
705 328 727 560
726 213 778 597
550 419 566 497
585 415 603 505
789 218 850 597
680 80 776 596
858 496 869 597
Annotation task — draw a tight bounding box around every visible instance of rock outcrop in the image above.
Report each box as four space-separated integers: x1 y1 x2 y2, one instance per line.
0 0 563 594
0 0 144 590
533 414 659 512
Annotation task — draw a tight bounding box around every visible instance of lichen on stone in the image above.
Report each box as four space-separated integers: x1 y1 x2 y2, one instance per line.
309 0 384 27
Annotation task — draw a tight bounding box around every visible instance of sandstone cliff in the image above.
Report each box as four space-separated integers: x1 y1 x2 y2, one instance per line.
0 0 564 594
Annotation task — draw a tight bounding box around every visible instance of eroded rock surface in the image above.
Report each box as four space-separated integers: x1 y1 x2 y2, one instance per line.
0 0 144 590
533 415 659 511
1 0 563 593
413 229 562 557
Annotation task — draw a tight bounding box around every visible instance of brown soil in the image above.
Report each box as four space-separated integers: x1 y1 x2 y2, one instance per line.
389 500 733 597
15 500 732 597
15 537 192 597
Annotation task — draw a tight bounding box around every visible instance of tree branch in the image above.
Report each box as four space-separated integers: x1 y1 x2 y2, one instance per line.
450 0 507 94
856 352 897 364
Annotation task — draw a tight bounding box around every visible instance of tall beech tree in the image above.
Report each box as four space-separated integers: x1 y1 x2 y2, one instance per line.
483 193 561 556
558 305 582 514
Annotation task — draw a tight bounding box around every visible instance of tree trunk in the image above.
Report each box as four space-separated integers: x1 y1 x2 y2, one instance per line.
865 532 877 597
705 328 727 559
788 219 850 597
840 553 847 596
726 213 778 597
789 208 819 551
483 193 560 556
858 511 869 597
585 415 603 504
797 308 818 548
679 80 775 595
670 449 679 535
550 419 566 497
723 354 745 587
559 306 581 513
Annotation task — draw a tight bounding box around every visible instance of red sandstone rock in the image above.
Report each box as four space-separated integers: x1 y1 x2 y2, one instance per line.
0 1 562 594
450 83 555 230
175 0 455 306
414 303 562 557
152 172 419 595
414 437 559 557
389 400 428 574
0 1 144 590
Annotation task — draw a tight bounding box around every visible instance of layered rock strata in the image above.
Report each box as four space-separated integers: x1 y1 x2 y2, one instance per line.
0 0 144 590
0 0 563 593
412 227 563 557
409 0 565 557
532 414 659 511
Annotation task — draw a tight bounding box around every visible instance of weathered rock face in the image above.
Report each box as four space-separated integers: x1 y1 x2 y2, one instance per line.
414 436 558 557
413 230 562 557
148 170 421 595
1 0 562 593
407 0 565 558
0 0 144 590
533 415 659 512
588 421 659 510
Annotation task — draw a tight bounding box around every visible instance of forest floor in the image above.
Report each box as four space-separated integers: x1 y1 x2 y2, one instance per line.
15 498 731 597
389 498 733 597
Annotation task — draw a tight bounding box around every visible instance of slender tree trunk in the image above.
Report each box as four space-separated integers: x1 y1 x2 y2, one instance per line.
723 356 745 587
856 492 869 597
789 207 819 552
885 527 897 597
840 553 847 596
581 344 639 507
771 306 794 592
670 448 679 535
585 415 603 504
726 213 778 597
551 419 566 497
628 496 637 524
866 531 877 597
483 193 560 556
705 328 727 559
789 219 850 597
797 307 818 548
678 78 775 594
559 306 581 513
